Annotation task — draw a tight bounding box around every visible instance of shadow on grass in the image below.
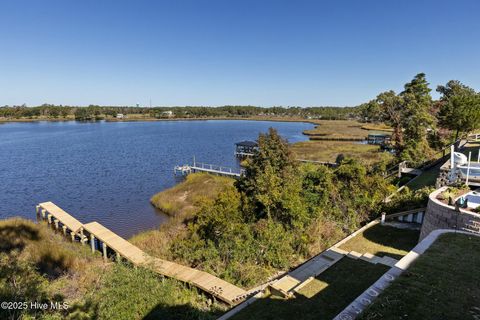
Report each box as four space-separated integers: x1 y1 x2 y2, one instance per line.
0 222 41 252
143 303 221 320
230 258 389 320
359 224 420 259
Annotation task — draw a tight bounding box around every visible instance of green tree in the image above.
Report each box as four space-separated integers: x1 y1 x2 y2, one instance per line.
236 128 308 227
375 73 434 161
74 107 91 120
437 80 480 140
357 100 381 122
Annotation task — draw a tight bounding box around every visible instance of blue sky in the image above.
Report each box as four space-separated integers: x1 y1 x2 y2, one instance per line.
0 0 479 107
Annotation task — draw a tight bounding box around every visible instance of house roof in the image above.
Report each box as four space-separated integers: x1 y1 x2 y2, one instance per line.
235 140 258 147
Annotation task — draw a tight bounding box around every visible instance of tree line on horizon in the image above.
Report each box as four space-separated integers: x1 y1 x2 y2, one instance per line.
0 104 355 120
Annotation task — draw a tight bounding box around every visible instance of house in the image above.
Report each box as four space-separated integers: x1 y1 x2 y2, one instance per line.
116 113 124 119
367 133 391 145
235 140 259 158
161 110 174 118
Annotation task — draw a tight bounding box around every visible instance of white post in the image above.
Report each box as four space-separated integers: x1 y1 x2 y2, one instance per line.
54 219 59 230
477 148 480 163
450 145 455 169
381 212 386 225
35 205 40 215
90 235 95 253
466 151 472 185
449 145 456 183
41 209 46 219
102 243 108 263
193 155 196 167
62 225 67 236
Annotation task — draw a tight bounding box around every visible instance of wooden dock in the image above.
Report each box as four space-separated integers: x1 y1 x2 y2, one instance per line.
36 202 247 305
174 161 242 178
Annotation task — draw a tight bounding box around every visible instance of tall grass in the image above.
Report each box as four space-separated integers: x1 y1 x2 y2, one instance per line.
0 218 225 319
150 173 234 218
85 263 225 320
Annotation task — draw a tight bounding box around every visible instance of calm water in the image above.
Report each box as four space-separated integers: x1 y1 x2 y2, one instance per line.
0 120 313 238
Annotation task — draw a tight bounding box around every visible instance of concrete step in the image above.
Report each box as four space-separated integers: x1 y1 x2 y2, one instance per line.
269 276 300 298
359 252 377 264
377 256 398 267
323 248 347 261
347 251 363 260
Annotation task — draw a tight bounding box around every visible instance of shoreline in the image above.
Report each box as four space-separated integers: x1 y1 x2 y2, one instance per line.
0 115 319 125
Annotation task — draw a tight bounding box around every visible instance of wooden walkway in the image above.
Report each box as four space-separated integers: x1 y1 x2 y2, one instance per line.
174 162 242 178
37 203 247 305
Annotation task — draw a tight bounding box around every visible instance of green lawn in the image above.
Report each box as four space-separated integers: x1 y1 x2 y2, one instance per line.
339 224 420 260
230 257 388 320
360 233 480 320
406 163 441 190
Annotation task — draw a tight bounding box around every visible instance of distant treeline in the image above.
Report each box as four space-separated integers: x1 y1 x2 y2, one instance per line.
0 104 357 120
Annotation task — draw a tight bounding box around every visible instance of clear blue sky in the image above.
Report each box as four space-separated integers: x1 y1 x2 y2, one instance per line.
1 0 479 107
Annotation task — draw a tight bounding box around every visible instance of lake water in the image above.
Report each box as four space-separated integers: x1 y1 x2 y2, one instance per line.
0 120 313 238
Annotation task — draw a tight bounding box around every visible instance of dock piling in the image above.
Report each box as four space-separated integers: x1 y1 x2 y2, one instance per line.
102 243 108 263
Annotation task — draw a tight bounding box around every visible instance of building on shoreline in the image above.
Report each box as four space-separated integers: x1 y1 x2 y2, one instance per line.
235 140 259 158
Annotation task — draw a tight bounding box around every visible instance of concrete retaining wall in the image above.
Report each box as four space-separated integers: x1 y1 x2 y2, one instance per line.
419 187 480 240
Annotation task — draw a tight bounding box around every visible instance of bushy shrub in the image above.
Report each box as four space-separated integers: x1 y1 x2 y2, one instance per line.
383 186 435 213
169 129 392 287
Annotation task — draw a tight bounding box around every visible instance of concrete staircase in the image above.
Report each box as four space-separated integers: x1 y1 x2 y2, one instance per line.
268 247 347 297
346 250 398 267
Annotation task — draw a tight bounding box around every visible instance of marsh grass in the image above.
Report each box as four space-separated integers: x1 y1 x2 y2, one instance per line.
303 120 373 139
134 173 234 259
150 173 234 219
291 140 393 164
0 218 225 319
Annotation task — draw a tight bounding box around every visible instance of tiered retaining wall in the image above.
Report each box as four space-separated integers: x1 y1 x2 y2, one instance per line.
419 187 480 240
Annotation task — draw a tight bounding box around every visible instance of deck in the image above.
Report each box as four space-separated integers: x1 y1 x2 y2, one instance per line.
37 203 247 305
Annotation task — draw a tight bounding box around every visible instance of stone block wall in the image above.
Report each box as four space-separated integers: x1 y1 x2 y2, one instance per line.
420 187 480 240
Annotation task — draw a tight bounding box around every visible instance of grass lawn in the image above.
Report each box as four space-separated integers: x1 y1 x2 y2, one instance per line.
339 224 420 260
291 140 393 164
406 142 480 191
360 233 480 320
230 257 388 320
406 162 442 190
150 172 234 218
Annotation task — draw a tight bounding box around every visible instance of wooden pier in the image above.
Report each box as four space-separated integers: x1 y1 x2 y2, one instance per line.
174 161 243 178
36 202 247 305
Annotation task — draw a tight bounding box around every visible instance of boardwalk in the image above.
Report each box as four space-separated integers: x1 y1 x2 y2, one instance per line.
174 162 242 178
37 202 247 305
